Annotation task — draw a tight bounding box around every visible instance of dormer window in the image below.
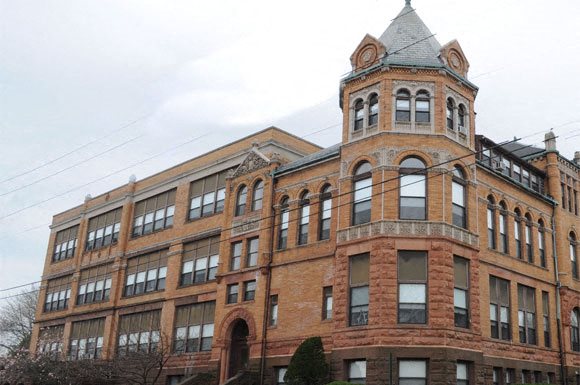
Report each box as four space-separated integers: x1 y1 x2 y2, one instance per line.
354 99 364 131
369 94 379 126
396 90 411 122
446 98 455 129
415 91 430 123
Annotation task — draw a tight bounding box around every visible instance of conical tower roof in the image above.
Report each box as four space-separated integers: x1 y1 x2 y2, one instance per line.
379 1 443 67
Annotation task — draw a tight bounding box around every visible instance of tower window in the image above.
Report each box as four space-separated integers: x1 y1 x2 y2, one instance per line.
396 89 411 122
369 93 379 126
447 98 455 129
415 91 430 123
354 99 364 131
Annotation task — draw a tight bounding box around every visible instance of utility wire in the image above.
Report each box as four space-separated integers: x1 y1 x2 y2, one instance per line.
0 114 152 185
0 130 551 300
0 135 143 198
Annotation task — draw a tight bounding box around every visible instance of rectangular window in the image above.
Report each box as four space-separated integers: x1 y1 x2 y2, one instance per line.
543 291 551 347
522 169 530 187
399 360 427 385
68 318 105 360
353 177 372 225
513 164 521 182
85 207 122 251
525 223 533 263
322 286 333 320
492 368 501 385
181 236 220 286
77 263 113 305
243 280 256 301
505 369 515 385
52 225 79 262
561 183 567 210
167 376 184 385
44 275 72 312
499 211 508 254
319 192 332 241
124 249 168 297
400 174 426 220
132 189 176 237
539 227 546 268
298 202 310 245
227 284 239 304
398 251 427 324
231 241 242 271
246 238 259 267
189 170 230 219
37 325 64 356
173 301 215 353
276 367 287 385
117 310 161 355
518 284 537 345
278 206 289 249
487 206 496 249
454 257 469 328
269 295 278 326
514 219 522 259
348 360 366 384
502 157 511 176
350 253 369 326
457 362 469 385
490 276 511 340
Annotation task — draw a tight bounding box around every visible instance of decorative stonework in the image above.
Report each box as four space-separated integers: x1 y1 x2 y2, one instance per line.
231 215 261 236
337 220 479 247
232 151 270 178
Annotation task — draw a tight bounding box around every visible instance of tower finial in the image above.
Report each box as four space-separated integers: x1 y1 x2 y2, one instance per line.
405 0 411 6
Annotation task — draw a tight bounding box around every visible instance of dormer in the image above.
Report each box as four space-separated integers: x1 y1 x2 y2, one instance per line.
439 39 470 79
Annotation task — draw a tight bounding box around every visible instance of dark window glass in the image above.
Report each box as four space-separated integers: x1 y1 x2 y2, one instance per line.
323 286 333 320
269 295 278 326
354 99 364 131
77 264 113 306
490 276 511 340
124 250 168 297
173 302 215 353
487 198 496 249
180 236 220 286
454 257 469 328
352 162 372 225
319 185 332 240
350 254 369 326
369 94 379 126
396 90 411 122
278 198 289 249
189 170 230 219
542 291 551 348
132 190 176 237
86 208 122 251
252 180 264 211
52 225 79 262
518 284 536 345
68 318 105 360
117 310 161 356
571 233 578 279
44 275 72 313
298 191 310 245
398 251 427 324
400 157 426 220
227 284 239 304
235 185 247 216
246 238 259 267
243 280 256 301
230 241 242 271
415 91 430 123
572 308 580 352
452 167 466 228
447 98 455 129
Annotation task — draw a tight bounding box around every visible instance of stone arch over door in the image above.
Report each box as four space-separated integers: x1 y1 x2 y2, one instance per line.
217 308 258 383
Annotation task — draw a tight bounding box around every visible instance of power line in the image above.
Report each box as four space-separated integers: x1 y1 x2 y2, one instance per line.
0 114 152 186
0 135 143 198
0 130 551 300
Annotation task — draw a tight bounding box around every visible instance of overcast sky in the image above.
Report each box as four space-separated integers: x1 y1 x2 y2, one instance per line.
0 0 579 299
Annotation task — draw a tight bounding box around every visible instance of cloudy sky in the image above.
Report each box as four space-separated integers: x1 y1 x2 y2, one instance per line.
1 0 579 299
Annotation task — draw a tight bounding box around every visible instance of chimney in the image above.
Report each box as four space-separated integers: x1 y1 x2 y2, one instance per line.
574 151 580 165
544 131 557 153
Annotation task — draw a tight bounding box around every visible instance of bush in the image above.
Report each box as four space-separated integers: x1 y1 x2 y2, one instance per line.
326 382 356 385
285 336 329 385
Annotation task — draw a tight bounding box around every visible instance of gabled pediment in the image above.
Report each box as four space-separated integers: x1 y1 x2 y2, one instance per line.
232 148 271 178
439 39 470 78
350 34 386 71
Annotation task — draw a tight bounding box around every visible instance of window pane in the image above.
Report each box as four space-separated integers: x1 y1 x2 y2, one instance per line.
400 175 425 197
354 178 372 201
398 251 427 281
399 284 426 303
399 360 426 377
350 254 369 285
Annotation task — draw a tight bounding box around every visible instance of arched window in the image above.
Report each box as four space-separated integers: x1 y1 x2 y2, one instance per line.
251 180 264 211
458 104 466 130
319 185 332 241
298 191 310 245
451 166 466 228
487 196 496 249
538 219 546 268
352 162 372 225
446 98 455 130
396 89 411 122
499 201 508 254
354 99 364 131
235 185 247 216
415 91 430 123
525 214 534 263
571 232 578 279
400 157 427 220
369 94 379 126
514 209 523 259
278 197 289 249
572 308 580 352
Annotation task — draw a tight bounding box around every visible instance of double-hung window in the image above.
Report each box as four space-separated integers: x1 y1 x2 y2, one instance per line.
396 90 411 122
352 162 372 225
489 276 510 340
452 167 467 228
399 360 427 385
181 236 219 286
354 99 364 131
77 264 112 305
348 360 366 384
499 203 508 253
398 251 427 324
44 275 72 312
252 180 264 211
117 310 161 355
278 198 289 249
514 211 522 259
369 94 379 126
542 291 551 347
269 295 278 326
243 280 256 301
349 253 369 326
86 208 122 251
538 221 546 268
230 241 242 271
246 238 259 267
322 286 333 320
572 308 580 352
235 185 247 216
189 170 229 219
173 302 215 353
319 185 332 240
124 250 168 296
571 233 578 279
518 284 537 345
525 215 533 263
69 318 105 360
132 189 176 237
227 284 239 304
298 191 310 245
454 257 469 328
52 225 79 262
456 362 469 385
37 326 64 357
487 198 496 249
399 157 426 220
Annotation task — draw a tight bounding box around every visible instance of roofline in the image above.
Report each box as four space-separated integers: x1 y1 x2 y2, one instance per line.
476 135 547 176
274 145 341 177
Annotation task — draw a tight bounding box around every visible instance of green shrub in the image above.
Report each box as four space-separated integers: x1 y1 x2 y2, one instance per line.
285 336 329 385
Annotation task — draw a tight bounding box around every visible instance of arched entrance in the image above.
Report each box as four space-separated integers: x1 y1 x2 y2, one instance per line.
228 319 250 378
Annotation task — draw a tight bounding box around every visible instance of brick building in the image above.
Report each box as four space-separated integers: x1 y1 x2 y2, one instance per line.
30 1 580 384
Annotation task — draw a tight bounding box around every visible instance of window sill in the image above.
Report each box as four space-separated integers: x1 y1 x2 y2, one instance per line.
51 256 75 264
186 211 223 223
84 242 119 255
487 248 550 271
75 300 110 307
178 279 216 289
396 323 429 328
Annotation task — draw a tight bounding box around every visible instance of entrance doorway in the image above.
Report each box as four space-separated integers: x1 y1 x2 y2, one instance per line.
228 319 249 378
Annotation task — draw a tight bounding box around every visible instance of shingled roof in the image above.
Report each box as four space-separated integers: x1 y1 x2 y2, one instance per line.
379 0 443 68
